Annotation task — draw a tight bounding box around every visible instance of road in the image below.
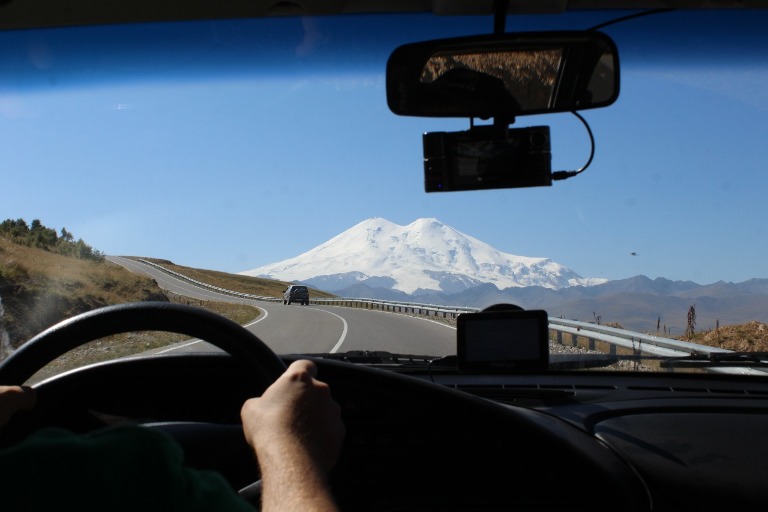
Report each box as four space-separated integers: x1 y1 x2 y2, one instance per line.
107 256 456 358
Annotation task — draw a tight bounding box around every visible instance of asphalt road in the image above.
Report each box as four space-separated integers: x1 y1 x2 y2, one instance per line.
106 256 456 358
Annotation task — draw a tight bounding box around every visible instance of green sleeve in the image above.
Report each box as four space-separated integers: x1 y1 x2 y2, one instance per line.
0 426 255 511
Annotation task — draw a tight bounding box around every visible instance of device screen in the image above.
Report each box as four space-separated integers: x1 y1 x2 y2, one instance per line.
457 310 549 371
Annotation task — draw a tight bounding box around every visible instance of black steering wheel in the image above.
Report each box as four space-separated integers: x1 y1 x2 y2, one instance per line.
0 301 286 387
0 301 287 447
0 302 287 503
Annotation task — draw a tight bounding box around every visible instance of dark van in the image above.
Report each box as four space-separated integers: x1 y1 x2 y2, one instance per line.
283 285 309 305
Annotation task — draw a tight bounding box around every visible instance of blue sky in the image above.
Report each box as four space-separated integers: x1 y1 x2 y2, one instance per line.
2 10 767 285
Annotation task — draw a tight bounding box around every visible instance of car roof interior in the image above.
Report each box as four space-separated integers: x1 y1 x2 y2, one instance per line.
1 0 766 31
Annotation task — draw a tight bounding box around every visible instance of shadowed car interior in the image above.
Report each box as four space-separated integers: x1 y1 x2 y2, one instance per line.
1 2 768 511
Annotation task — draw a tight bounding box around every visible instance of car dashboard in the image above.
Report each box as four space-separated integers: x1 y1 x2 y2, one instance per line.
6 351 768 511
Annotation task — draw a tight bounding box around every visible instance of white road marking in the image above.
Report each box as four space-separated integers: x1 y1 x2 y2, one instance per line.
244 308 268 326
157 339 202 354
109 257 360 355
316 309 348 353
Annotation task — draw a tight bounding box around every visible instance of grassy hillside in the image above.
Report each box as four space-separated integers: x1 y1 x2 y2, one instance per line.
684 321 768 352
136 257 336 300
0 237 171 348
1 239 315 369
1 236 336 375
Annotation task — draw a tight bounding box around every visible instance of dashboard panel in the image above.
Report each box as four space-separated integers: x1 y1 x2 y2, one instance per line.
5 352 768 510
10 353 768 511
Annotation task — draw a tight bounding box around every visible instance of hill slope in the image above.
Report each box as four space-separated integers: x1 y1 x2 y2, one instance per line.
1 237 168 350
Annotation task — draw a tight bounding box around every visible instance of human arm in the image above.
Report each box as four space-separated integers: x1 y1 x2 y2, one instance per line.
240 359 345 512
0 385 36 428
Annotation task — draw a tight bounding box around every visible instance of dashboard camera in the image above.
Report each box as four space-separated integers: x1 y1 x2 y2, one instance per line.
423 125 552 192
457 309 550 372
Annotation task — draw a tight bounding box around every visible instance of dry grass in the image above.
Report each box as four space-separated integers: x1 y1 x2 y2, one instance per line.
420 50 561 110
683 321 768 352
0 241 275 381
136 257 336 300
593 312 768 353
1 239 167 345
1 238 158 302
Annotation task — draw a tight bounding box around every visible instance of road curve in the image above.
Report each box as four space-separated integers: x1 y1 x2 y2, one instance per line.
106 256 456 357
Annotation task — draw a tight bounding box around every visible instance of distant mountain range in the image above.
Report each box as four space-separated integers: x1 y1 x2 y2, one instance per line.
241 218 768 334
401 276 768 335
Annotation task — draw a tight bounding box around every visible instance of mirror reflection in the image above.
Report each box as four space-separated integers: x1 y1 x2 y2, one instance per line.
387 32 619 118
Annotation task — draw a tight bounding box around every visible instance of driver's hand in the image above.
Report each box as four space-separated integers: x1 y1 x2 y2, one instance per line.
241 359 345 472
0 385 36 428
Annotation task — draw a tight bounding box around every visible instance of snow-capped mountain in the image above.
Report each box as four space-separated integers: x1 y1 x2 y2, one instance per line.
240 218 605 295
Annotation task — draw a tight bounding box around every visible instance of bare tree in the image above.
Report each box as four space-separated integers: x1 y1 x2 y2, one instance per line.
686 304 696 340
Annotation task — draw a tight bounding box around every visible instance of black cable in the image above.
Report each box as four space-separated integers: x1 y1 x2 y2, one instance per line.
550 9 676 183
552 111 594 181
588 8 675 31
427 358 437 382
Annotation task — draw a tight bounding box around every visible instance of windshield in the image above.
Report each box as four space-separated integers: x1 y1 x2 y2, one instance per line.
1 9 767 379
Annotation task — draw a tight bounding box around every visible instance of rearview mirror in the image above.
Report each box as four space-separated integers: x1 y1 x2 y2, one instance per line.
386 31 619 119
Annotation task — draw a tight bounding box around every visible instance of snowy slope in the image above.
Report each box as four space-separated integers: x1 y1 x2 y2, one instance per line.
240 218 605 294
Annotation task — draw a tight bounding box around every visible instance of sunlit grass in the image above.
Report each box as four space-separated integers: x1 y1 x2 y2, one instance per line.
136 257 336 299
1 239 166 347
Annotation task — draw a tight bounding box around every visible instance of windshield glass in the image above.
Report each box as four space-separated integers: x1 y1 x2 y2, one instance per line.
1 9 767 379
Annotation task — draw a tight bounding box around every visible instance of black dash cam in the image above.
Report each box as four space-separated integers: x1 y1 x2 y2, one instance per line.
423 125 552 192
457 309 549 372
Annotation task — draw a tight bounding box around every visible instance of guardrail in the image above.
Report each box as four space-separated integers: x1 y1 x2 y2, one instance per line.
137 258 282 302
313 298 757 370
309 297 478 319
137 258 760 374
548 317 731 357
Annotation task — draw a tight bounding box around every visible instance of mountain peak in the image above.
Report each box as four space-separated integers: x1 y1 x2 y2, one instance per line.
408 217 443 228
240 217 605 294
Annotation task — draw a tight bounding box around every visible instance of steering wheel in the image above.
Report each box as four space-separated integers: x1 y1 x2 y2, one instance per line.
0 301 286 387
0 302 287 504
0 302 286 444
